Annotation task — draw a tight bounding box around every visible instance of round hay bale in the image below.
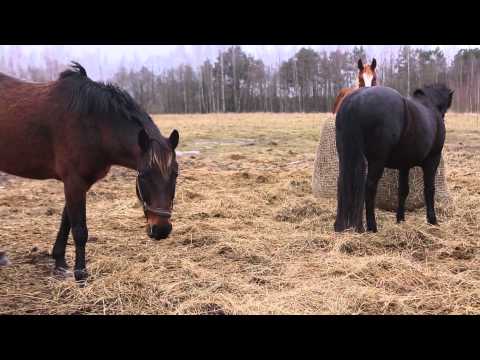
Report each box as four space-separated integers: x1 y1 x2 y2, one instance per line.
312 116 338 199
312 117 450 211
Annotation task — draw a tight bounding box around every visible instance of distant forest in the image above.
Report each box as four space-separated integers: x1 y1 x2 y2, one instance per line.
1 46 479 113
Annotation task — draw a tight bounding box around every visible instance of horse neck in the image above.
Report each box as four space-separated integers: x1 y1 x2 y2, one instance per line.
354 76 361 89
103 117 143 171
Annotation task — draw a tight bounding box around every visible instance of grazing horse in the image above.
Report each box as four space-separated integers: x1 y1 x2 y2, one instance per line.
334 84 454 233
0 62 180 281
332 58 377 114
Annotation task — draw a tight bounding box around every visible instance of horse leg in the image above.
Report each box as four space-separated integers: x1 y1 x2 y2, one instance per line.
422 155 441 225
64 179 89 282
51 205 71 272
365 161 385 232
396 168 410 223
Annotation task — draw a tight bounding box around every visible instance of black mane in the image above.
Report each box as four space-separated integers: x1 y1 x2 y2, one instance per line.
58 62 160 138
413 83 453 114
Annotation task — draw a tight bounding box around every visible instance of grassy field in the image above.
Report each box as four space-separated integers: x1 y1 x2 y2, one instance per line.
0 113 479 314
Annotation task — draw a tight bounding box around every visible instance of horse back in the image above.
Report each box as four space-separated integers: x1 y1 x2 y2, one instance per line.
0 74 66 179
337 86 443 168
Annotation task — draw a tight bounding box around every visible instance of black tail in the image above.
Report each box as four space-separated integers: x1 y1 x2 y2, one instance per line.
334 116 367 232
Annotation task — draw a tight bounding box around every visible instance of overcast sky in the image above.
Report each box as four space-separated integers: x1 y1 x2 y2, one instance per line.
2 45 478 80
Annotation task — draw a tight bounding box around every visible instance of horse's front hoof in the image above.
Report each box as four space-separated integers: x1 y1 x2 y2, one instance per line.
74 269 89 283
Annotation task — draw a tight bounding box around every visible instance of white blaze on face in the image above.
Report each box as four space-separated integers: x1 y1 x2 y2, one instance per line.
363 73 374 87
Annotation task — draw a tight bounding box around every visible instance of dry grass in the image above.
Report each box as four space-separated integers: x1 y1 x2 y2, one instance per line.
1 113 479 314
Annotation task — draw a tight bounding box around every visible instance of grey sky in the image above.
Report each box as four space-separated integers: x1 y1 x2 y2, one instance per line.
2 45 478 81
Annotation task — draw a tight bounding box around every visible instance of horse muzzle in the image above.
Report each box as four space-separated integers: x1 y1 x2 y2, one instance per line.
147 223 172 240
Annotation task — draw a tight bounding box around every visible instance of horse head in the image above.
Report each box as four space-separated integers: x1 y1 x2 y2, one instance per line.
357 58 377 87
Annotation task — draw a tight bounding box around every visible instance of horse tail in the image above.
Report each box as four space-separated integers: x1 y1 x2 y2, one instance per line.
334 113 367 232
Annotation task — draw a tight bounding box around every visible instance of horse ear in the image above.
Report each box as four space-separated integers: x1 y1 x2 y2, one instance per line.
138 129 150 153
169 129 179 150
371 58 377 70
358 59 363 70
413 89 425 97
448 90 455 106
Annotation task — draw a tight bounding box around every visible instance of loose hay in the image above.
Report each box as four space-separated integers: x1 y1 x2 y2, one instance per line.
312 117 451 211
0 113 479 315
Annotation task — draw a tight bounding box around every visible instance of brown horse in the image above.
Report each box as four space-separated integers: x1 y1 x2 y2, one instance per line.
332 58 377 114
0 62 179 281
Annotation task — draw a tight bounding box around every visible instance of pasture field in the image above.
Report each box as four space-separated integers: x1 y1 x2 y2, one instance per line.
0 113 479 314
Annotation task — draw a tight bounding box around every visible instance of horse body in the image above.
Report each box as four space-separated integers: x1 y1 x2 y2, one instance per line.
0 73 141 183
0 74 59 179
334 84 453 233
0 63 180 279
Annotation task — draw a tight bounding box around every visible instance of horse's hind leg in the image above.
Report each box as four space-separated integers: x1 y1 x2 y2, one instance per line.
64 178 89 282
52 205 71 273
365 161 385 232
396 168 410 223
422 154 441 225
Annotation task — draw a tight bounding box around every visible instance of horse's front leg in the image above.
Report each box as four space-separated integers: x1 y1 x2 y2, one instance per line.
365 161 385 232
422 155 441 225
396 168 410 223
52 205 71 273
64 178 89 282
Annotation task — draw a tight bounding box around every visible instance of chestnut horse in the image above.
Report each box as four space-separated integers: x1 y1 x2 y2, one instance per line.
332 58 377 114
0 62 179 281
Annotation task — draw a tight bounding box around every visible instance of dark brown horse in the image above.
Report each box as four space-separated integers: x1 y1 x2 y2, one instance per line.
0 62 179 281
334 84 453 233
332 58 377 114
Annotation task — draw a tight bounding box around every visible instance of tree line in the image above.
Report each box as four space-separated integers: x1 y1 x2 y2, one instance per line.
1 46 479 113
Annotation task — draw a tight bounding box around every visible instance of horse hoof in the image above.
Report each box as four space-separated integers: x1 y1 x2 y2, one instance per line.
334 221 346 232
74 269 89 283
0 252 10 267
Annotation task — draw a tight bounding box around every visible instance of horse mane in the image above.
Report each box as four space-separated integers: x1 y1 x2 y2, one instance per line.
414 83 451 98
58 62 146 125
413 83 453 115
57 61 164 136
58 62 173 174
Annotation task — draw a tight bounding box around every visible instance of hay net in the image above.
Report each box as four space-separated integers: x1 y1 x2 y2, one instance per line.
312 116 450 211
